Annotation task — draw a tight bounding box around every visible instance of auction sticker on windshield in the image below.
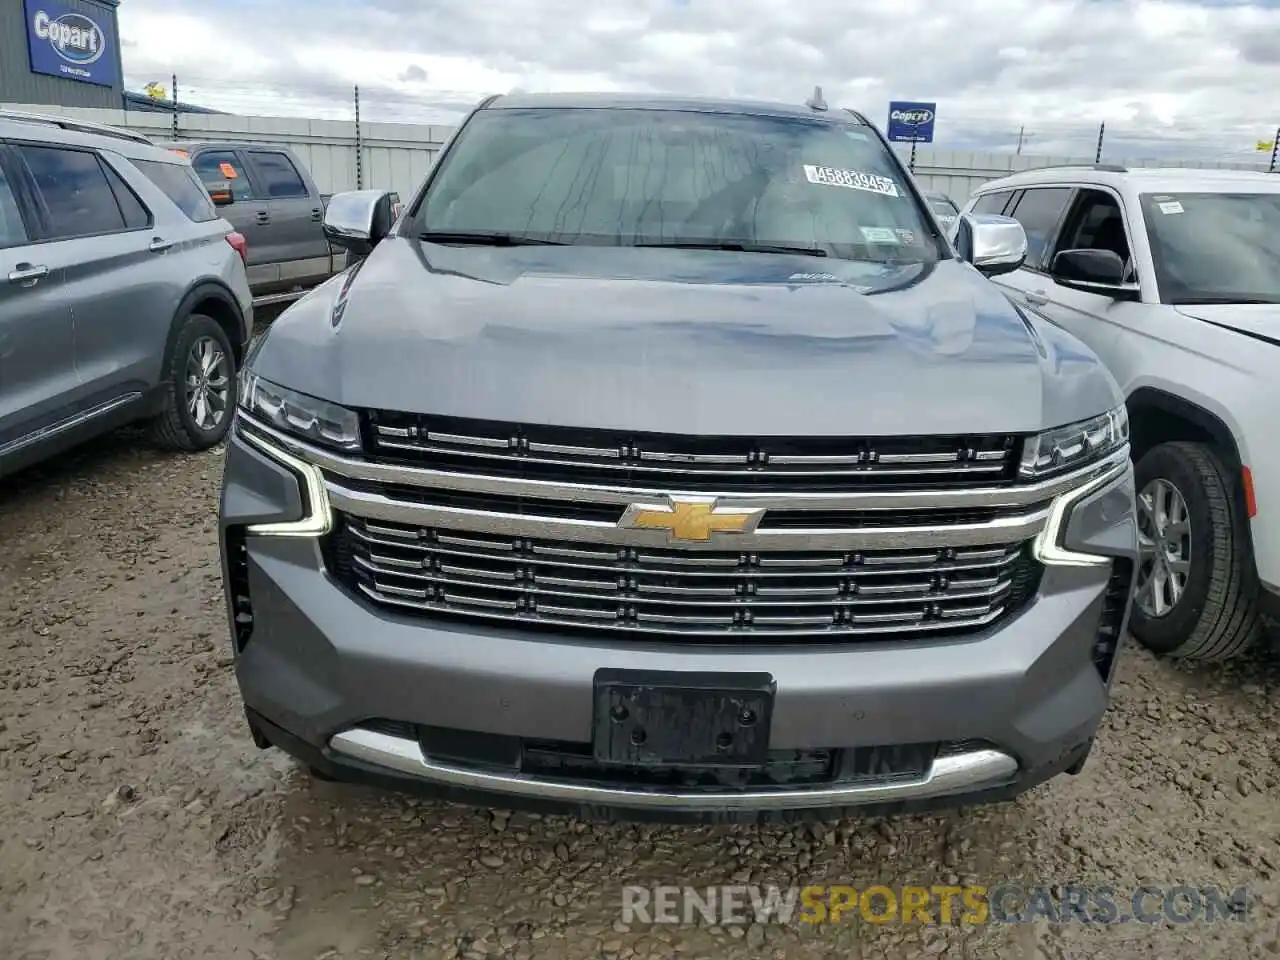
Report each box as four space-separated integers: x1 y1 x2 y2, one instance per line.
860 227 901 244
803 165 900 197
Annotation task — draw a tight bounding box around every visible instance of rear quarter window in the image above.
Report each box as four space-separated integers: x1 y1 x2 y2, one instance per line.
132 158 219 222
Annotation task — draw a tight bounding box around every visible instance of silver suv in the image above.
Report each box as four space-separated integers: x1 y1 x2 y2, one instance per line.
962 165 1280 661
0 110 252 478
220 93 1137 821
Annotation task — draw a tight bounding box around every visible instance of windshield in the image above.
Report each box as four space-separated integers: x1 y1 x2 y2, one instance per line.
416 107 940 263
1141 192 1280 304
927 194 958 225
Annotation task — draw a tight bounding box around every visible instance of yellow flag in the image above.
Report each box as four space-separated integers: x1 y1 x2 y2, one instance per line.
1257 140 1274 152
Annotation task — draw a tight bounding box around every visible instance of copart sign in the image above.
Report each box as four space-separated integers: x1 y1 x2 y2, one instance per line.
25 0 119 88
885 101 937 144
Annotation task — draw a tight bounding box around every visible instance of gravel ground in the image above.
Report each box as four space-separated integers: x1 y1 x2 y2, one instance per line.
4 428 1280 959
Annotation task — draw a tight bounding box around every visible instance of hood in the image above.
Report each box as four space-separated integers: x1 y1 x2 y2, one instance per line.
1175 304 1280 348
251 238 1120 436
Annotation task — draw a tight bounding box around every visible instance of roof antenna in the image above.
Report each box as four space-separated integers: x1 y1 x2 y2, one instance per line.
805 86 828 111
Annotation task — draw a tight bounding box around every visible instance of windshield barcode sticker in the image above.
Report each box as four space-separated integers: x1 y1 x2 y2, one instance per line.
803 165 900 197
860 226 901 244
1158 200 1184 215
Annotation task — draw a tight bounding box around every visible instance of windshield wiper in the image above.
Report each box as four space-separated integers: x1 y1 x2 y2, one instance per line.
417 230 565 246
1173 296 1280 305
631 240 828 257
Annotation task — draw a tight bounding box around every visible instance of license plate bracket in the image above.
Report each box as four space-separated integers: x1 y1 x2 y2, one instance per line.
592 669 776 767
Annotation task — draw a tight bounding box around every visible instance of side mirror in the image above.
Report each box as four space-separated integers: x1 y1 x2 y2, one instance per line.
206 180 234 206
1050 249 1140 300
952 213 1027 278
323 189 397 257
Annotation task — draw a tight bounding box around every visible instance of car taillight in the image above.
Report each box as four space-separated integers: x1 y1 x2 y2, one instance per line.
226 231 247 265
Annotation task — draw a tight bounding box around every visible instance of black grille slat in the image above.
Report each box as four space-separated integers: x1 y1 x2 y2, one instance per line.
356 720 951 791
363 412 1019 492
330 515 1040 640
348 518 1026 579
1093 559 1134 680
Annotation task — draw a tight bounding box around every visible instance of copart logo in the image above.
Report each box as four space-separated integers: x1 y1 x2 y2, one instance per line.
891 108 934 126
32 9 105 65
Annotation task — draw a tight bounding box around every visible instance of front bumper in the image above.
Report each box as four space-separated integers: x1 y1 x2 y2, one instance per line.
220 426 1137 822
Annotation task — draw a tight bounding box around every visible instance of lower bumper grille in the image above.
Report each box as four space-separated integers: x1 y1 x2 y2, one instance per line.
326 513 1042 640
360 719 944 791
1093 559 1134 680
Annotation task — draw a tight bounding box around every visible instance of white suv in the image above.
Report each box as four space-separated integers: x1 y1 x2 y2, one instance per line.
960 165 1279 661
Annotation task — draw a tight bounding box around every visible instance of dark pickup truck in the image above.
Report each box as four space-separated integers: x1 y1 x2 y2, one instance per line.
170 140 398 308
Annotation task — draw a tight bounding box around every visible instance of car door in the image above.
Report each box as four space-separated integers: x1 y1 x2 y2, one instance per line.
0 143 77 456
1019 188 1138 364
13 142 171 414
190 147 277 291
986 186 1076 311
244 149 330 289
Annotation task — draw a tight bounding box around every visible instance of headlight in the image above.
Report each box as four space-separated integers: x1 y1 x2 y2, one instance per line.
238 373 361 452
1020 406 1129 480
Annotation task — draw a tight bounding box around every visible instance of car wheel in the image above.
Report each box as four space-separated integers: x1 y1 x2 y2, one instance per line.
149 313 237 452
1129 441 1261 661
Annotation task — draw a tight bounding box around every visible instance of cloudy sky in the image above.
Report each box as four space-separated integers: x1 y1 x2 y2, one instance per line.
116 0 1280 161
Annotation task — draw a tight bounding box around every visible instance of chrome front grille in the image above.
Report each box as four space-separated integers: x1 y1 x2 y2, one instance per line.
363 411 1019 492
233 411 1119 642
326 514 1042 639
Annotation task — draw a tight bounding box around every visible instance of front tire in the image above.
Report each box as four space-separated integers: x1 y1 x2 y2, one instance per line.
1129 441 1260 661
149 313 237 452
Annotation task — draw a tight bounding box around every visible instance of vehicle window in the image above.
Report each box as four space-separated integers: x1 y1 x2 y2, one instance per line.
132 158 218 222
971 191 1013 215
1055 189 1132 276
417 107 941 263
1141 192 1280 305
101 160 150 230
1006 188 1073 268
191 150 252 201
248 151 308 199
17 145 129 239
927 194 959 227
0 162 29 248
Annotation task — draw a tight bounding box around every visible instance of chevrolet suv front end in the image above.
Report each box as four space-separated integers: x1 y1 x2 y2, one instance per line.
219 93 1137 821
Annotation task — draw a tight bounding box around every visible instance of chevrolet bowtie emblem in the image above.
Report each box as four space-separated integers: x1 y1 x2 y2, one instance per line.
619 497 765 542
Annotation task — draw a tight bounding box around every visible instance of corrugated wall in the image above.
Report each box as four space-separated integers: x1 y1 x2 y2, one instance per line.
0 0 123 109
3 102 1272 204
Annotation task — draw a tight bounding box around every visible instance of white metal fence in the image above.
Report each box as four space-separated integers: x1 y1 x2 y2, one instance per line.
5 102 1275 205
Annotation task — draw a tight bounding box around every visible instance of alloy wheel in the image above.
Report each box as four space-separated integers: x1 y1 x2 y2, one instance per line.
185 336 231 432
1135 477 1192 618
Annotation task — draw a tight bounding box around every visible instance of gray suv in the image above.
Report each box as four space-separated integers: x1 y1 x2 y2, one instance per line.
220 93 1138 821
0 111 252 478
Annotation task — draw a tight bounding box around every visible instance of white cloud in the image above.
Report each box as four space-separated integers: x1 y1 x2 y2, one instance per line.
116 0 1280 160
